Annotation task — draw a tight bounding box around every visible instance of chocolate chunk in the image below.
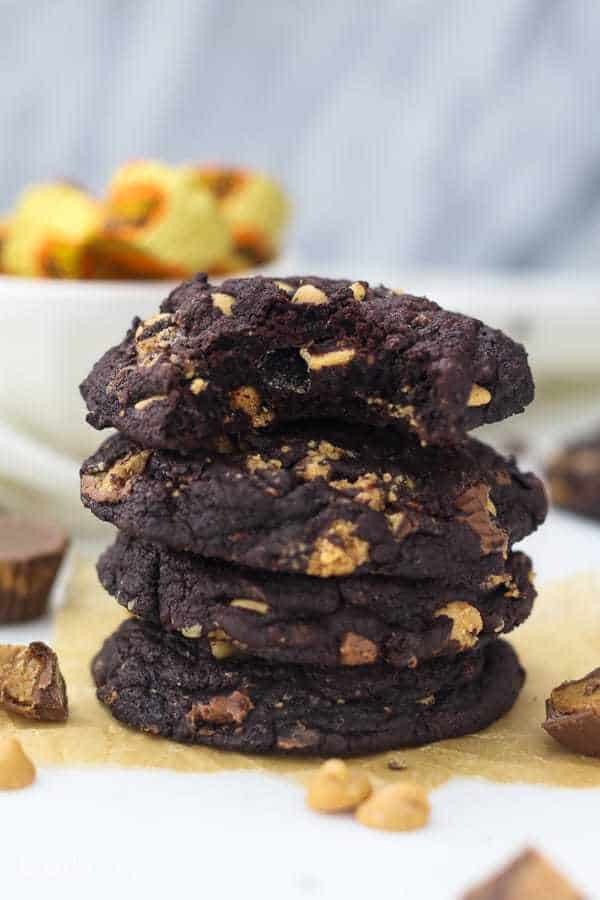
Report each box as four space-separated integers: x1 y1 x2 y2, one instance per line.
0 514 69 622
462 848 585 899
543 667 600 757
80 274 534 450
0 642 68 722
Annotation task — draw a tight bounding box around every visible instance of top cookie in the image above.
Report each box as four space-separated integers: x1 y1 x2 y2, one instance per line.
80 274 534 449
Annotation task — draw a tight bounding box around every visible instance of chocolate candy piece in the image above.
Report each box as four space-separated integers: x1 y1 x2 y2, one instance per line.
462 848 585 899
80 423 547 580
98 533 535 669
0 514 69 622
0 642 68 722
92 619 524 757
547 432 600 521
543 667 600 757
80 274 534 450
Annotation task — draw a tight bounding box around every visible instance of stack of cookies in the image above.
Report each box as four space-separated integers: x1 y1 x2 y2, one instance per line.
80 275 547 756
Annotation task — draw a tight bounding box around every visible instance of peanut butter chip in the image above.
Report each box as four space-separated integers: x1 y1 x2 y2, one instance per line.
349 282 366 301
190 378 208 395
134 394 167 410
307 759 372 813
209 631 236 659
295 441 345 481
0 737 36 790
331 473 385 511
229 598 270 614
275 281 294 294
300 347 355 370
307 520 369 577
246 455 282 474
435 602 483 650
417 694 435 706
355 782 430 832
291 284 328 305
180 624 203 638
230 385 274 428
211 292 236 316
134 314 177 366
386 511 413 541
467 383 492 407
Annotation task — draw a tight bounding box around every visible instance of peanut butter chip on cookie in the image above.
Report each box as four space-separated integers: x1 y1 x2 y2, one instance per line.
467 383 492 407
349 282 366 301
230 385 274 428
291 284 328 305
189 378 208 395
134 394 167 410
229 598 270 614
307 520 369 577
300 347 355 370
211 292 236 316
435 602 483 650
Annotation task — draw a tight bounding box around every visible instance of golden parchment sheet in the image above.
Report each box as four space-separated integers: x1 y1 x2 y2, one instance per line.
2 557 600 789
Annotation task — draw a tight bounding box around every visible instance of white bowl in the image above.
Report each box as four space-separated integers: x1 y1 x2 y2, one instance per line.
0 263 292 536
0 276 180 535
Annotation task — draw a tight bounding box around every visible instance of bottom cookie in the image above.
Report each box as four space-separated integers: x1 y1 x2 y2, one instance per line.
92 620 524 756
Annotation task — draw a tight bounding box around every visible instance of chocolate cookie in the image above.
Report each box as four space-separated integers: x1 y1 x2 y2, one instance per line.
92 618 524 756
81 423 547 579
80 274 534 450
547 432 600 520
99 533 535 669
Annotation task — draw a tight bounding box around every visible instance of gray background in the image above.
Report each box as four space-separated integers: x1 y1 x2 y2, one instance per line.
2 0 600 269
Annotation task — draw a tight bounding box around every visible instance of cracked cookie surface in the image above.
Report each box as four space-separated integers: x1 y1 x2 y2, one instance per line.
92 618 524 756
80 274 534 449
99 534 535 669
81 423 546 579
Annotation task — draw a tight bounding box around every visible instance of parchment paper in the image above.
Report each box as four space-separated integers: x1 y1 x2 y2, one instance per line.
2 558 600 788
